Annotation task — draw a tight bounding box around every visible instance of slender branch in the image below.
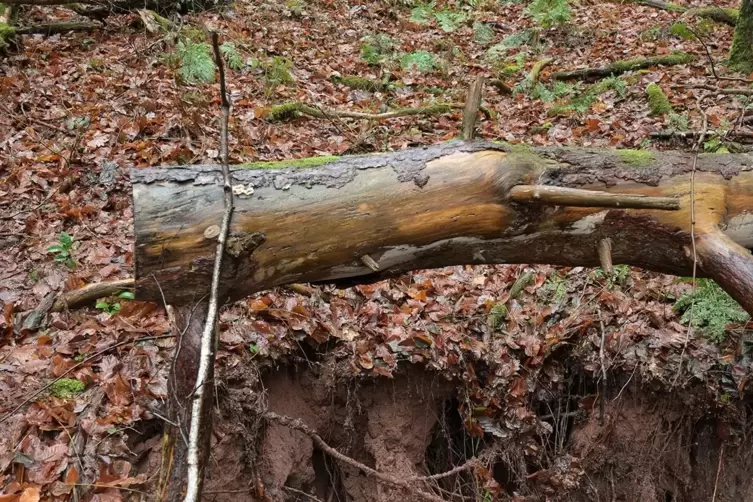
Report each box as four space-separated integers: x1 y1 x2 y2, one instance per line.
509 185 680 210
183 32 233 502
14 21 102 35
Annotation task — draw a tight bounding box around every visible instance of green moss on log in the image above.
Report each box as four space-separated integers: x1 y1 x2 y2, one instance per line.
553 52 693 80
611 52 692 72
242 156 340 169
686 6 738 26
331 75 388 92
646 83 672 115
615 149 654 167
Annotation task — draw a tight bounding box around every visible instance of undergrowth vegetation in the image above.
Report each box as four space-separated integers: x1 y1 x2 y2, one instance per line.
674 279 749 343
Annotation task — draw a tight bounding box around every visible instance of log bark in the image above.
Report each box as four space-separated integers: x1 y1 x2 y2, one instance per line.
132 140 753 315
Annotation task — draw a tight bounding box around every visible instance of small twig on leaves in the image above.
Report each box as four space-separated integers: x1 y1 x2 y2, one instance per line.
265 412 475 502
0 334 174 425
183 32 234 502
672 93 709 389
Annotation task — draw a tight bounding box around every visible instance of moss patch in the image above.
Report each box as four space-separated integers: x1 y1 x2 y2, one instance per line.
615 149 654 167
646 83 671 115
242 155 340 170
50 378 85 399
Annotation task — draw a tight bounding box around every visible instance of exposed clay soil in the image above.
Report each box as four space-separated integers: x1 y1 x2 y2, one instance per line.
194 359 753 502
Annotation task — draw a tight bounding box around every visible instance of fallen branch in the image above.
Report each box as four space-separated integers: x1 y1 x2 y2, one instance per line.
509 185 680 210
553 52 693 80
650 130 753 143
13 21 101 35
266 101 491 123
684 84 753 96
265 412 474 502
624 0 738 25
52 278 134 312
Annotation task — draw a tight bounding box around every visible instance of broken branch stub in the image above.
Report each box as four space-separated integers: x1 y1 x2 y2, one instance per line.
132 141 753 315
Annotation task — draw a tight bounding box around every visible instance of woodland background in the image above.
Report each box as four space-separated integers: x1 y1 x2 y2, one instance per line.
3 0 753 500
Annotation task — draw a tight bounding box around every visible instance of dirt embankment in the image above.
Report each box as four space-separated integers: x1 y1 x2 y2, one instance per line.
194 359 753 502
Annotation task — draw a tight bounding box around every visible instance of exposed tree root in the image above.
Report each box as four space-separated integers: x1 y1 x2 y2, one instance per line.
489 78 512 94
264 411 476 502
266 101 491 123
553 52 693 80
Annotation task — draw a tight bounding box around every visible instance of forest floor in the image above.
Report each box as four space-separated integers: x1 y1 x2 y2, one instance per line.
2 0 753 501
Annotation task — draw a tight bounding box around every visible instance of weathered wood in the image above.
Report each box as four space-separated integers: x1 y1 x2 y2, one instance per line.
509 185 680 210
132 140 753 314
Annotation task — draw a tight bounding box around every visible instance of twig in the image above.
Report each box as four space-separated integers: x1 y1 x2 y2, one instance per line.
612 364 638 402
597 308 608 425
183 32 234 502
712 443 724 502
682 84 753 96
265 412 472 502
672 93 709 389
0 335 174 424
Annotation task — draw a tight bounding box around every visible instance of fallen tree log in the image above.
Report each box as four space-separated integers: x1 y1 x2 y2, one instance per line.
553 52 693 80
132 140 753 315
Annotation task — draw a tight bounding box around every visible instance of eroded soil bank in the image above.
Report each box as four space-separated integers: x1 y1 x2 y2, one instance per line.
195 359 753 502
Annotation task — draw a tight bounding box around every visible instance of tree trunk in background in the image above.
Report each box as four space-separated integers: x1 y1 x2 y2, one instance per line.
131 140 753 316
730 0 753 73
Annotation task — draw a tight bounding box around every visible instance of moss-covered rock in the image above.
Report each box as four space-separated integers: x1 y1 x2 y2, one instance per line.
646 83 671 115
242 155 340 170
616 149 654 167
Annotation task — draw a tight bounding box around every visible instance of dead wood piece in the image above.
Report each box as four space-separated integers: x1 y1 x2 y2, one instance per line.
22 291 56 332
684 6 738 26
553 52 694 80
462 76 485 140
528 57 553 88
598 238 613 274
686 84 753 96
14 21 101 35
52 278 134 312
624 0 686 12
509 185 680 210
